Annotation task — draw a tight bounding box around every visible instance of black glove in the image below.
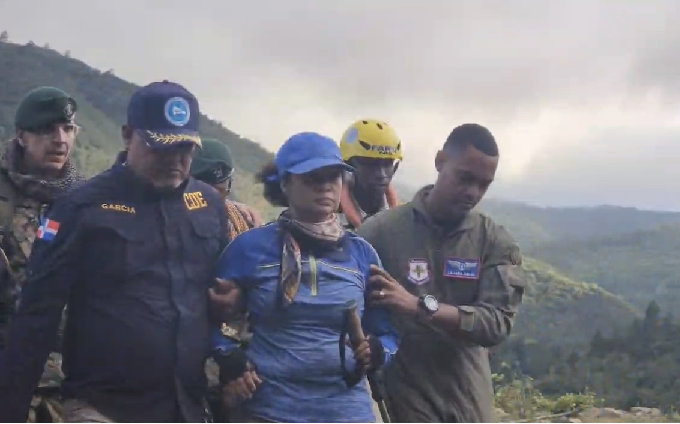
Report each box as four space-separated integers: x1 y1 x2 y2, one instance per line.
367 335 385 371
212 348 249 384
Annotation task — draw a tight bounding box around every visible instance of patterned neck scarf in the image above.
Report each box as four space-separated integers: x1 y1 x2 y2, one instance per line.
277 210 345 307
0 138 85 204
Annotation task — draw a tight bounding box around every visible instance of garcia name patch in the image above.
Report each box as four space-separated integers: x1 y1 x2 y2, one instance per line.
444 258 480 280
407 259 431 285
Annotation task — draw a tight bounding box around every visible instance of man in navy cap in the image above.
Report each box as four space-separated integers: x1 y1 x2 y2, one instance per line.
0 81 230 422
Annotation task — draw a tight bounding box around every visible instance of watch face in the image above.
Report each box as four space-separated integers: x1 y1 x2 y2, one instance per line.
423 295 439 312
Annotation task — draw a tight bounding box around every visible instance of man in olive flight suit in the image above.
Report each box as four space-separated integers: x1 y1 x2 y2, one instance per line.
358 123 526 422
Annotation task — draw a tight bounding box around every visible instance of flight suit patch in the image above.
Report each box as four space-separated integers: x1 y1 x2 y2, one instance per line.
444 258 480 280
407 259 431 285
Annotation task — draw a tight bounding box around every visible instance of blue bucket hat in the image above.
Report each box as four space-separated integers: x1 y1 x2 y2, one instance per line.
127 80 201 148
271 132 355 181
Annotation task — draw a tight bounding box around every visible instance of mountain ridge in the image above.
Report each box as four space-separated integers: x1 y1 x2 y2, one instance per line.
527 222 680 312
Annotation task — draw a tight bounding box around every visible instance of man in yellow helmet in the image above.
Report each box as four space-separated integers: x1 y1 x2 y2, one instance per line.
339 119 402 422
338 119 402 231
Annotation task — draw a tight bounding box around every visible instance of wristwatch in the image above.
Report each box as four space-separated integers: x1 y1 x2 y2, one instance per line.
418 294 439 318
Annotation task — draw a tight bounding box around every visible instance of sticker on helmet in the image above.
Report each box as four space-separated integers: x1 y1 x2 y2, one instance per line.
345 127 359 144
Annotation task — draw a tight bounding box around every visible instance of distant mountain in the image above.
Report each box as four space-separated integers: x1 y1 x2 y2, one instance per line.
391 186 680 250
527 223 680 313
478 199 680 249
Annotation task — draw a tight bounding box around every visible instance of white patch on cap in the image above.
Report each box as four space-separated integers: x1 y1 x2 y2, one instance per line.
164 97 191 127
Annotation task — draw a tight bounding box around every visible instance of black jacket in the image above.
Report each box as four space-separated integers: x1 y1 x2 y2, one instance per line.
0 162 229 422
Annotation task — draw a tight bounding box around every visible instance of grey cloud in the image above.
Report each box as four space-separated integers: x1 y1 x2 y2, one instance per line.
205 0 680 116
488 128 680 211
3 0 680 210
5 0 679 118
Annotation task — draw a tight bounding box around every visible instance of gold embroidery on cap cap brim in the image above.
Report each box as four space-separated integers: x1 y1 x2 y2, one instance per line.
146 131 201 146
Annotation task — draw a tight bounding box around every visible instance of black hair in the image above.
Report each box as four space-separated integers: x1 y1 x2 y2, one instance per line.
256 161 289 207
443 123 499 157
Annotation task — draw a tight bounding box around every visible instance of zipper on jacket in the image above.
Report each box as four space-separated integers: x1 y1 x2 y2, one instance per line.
309 254 318 296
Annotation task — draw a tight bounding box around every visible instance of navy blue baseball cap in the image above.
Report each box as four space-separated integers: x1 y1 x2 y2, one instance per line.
273 132 354 180
127 80 202 148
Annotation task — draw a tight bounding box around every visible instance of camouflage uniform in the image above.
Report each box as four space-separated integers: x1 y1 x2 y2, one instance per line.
0 88 85 423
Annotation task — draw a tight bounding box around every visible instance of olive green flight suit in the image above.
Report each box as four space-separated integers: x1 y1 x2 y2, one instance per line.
357 185 525 423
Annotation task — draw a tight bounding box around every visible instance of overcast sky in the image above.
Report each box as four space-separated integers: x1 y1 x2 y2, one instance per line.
2 0 680 210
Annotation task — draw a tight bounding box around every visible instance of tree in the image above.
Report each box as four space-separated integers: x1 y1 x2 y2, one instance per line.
588 330 606 357
64 50 71 58
644 300 660 331
44 43 50 49
0 31 8 42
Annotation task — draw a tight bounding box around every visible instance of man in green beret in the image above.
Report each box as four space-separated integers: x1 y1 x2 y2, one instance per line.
0 86 85 423
190 138 262 239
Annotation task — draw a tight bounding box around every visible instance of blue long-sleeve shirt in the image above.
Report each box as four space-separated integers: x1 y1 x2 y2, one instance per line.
212 223 399 423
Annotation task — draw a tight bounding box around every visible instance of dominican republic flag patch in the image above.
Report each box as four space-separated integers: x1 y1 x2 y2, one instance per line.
36 218 60 242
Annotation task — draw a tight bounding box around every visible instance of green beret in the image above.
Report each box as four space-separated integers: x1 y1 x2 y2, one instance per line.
14 86 77 131
190 138 235 184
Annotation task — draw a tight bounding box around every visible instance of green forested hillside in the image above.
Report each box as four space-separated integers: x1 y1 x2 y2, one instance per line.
513 258 638 346
527 224 680 312
493 301 680 414
0 40 279 219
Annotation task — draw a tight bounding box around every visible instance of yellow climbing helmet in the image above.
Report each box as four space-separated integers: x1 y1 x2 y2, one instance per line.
339 119 403 162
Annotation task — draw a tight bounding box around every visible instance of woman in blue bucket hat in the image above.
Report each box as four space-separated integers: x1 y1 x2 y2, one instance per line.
210 132 400 422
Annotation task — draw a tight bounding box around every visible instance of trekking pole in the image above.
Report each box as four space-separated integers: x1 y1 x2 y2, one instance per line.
342 300 392 423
